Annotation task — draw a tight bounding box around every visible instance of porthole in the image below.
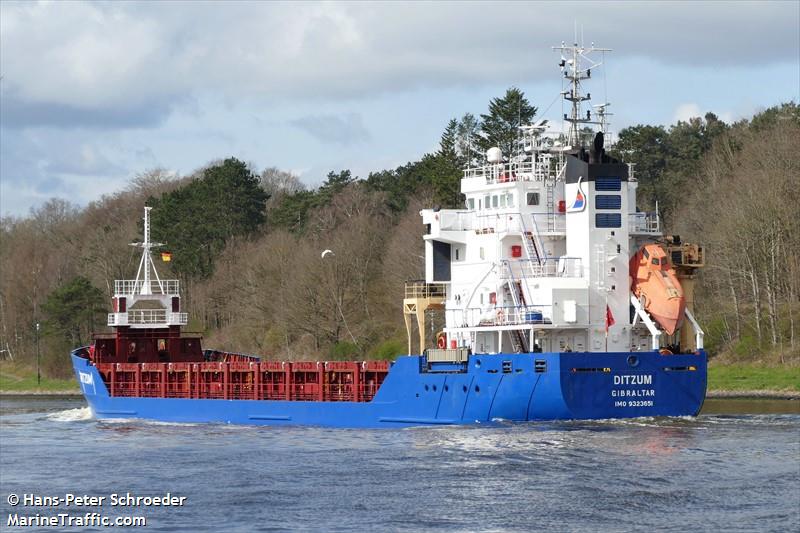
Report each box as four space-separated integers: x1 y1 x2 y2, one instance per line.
433 385 437 392
444 385 449 392
475 385 481 393
627 355 639 368
475 359 482 368
424 384 429 391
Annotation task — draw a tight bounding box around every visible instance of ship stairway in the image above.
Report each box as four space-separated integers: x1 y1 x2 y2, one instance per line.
501 262 527 309
501 264 530 353
501 282 529 353
546 181 555 232
519 215 545 265
509 329 528 353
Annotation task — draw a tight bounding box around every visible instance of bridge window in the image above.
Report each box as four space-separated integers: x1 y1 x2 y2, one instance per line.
492 195 499 208
506 193 515 207
500 194 507 208
467 198 475 210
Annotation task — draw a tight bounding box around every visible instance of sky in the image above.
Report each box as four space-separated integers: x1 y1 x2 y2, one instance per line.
1 1 798 217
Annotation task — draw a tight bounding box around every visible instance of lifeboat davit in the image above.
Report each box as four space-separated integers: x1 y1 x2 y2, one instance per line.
630 244 686 335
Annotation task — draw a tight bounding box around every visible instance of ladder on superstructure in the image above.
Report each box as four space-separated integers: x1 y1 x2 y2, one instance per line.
519 215 545 265
546 181 555 232
501 261 530 353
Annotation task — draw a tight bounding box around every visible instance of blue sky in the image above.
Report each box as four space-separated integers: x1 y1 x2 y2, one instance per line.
1 1 798 217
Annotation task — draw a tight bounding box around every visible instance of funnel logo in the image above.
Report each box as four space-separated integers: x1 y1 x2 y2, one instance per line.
568 177 586 212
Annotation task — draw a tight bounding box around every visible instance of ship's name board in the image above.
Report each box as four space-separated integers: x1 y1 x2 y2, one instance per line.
612 374 654 408
613 374 652 385
79 372 94 385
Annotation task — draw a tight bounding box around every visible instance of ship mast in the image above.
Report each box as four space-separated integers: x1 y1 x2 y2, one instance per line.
131 206 164 295
553 41 611 148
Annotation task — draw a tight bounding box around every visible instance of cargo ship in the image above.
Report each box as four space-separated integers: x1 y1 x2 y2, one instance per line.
72 42 708 427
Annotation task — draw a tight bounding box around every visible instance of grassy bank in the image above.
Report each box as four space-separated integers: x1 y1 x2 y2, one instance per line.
0 363 79 393
707 364 800 392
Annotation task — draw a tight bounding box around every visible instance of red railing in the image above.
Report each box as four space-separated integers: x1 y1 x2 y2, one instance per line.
95 360 390 403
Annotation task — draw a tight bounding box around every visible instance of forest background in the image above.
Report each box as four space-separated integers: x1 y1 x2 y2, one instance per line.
1 89 798 380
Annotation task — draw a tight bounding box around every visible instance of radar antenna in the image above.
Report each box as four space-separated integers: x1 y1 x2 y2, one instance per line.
553 41 611 148
593 102 613 139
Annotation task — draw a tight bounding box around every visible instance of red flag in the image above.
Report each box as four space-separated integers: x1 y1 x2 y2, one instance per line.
605 305 616 331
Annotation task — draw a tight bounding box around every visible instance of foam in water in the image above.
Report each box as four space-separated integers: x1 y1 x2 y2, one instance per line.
46 407 92 422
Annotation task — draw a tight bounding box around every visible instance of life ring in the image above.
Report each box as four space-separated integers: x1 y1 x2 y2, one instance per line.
437 334 447 349
659 348 673 355
496 309 505 323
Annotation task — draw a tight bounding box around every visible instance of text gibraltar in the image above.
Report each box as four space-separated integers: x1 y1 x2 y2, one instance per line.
613 374 653 385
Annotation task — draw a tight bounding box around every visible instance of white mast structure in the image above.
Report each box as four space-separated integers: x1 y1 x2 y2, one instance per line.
132 206 164 296
107 207 186 328
553 42 611 148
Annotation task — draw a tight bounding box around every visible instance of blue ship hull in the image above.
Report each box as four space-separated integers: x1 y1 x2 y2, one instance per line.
71 350 707 428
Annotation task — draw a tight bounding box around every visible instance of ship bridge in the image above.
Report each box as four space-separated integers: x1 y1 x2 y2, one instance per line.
108 279 187 328
107 208 187 329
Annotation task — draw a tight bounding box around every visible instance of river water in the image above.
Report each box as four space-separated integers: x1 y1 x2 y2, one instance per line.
1 396 798 532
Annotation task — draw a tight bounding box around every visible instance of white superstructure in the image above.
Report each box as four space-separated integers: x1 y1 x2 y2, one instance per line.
419 42 701 355
107 207 187 329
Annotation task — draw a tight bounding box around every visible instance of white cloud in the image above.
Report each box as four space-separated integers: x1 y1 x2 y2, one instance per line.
673 103 702 123
1 1 797 216
290 113 370 145
1 1 797 129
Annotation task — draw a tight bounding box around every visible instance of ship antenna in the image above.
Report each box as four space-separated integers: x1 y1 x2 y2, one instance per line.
131 206 164 295
553 40 611 148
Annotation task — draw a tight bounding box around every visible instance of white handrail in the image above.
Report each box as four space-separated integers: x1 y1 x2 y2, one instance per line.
108 310 188 327
499 258 583 279
114 279 180 296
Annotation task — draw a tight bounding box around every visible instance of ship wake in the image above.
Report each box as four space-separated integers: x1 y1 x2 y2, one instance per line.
46 407 92 422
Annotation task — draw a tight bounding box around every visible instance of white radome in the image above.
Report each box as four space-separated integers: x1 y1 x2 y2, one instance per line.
486 147 503 164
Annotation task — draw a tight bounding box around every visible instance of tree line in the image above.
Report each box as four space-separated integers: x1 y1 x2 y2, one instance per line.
0 92 797 377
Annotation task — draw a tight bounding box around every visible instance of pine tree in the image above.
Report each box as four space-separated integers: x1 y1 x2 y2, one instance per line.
478 87 537 159
149 158 268 279
456 113 480 167
438 119 459 163
430 119 464 208
43 276 105 347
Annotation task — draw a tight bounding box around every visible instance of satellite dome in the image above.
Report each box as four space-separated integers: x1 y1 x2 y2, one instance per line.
486 147 503 164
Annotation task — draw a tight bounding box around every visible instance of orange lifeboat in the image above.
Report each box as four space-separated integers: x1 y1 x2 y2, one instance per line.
630 244 686 335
